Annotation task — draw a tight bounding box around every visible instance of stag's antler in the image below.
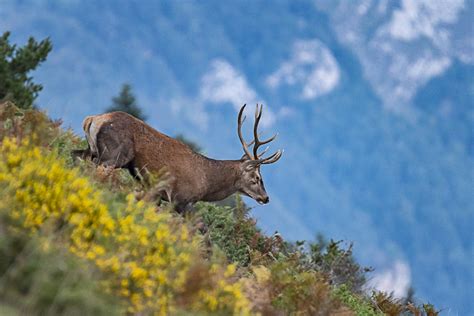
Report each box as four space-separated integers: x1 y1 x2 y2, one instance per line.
237 104 253 159
237 104 283 164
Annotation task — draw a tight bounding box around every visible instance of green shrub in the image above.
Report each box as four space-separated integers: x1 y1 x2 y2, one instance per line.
333 285 382 316
196 199 279 266
308 237 370 292
267 259 342 315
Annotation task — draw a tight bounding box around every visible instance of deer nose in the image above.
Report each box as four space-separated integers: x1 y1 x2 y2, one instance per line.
261 196 269 204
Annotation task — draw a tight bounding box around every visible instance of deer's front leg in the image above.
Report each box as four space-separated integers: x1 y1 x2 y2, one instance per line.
175 202 192 215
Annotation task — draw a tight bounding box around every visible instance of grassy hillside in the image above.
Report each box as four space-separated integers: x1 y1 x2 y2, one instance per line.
0 101 439 315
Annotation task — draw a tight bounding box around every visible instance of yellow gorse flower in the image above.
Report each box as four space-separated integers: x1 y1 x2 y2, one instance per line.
0 137 251 315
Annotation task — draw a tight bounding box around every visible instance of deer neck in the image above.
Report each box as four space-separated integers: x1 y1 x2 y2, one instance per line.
202 159 242 201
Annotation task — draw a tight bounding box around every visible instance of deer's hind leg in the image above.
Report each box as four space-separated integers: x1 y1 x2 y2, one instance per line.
95 128 135 169
97 141 135 169
124 160 141 180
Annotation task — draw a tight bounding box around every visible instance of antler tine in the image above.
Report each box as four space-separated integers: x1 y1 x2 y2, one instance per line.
252 104 279 159
247 133 277 147
259 133 278 145
237 104 253 159
252 104 262 158
257 146 270 158
241 144 269 159
260 149 283 165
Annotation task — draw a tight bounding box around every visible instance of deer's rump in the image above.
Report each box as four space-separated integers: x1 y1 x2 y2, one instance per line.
84 111 199 183
87 117 139 177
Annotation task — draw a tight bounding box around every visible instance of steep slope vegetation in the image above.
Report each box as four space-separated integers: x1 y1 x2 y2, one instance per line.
0 102 439 315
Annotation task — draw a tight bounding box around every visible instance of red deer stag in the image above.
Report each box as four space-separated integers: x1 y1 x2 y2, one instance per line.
74 104 282 212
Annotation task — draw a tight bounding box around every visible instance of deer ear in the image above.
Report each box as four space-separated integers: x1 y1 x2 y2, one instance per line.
242 160 260 171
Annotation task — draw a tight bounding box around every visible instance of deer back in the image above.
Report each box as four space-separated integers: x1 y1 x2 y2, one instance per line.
84 112 211 199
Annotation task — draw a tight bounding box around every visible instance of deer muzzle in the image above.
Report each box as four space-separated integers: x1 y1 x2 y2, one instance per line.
257 196 269 205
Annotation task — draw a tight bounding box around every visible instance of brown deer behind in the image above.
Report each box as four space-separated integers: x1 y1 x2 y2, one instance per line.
74 104 282 212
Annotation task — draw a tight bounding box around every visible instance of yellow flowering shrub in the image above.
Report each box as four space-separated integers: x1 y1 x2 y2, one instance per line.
0 136 251 315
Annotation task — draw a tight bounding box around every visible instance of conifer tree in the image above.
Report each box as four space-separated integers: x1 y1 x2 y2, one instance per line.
106 83 146 121
0 31 52 109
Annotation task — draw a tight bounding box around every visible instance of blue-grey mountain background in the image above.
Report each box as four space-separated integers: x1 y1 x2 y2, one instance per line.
1 0 473 314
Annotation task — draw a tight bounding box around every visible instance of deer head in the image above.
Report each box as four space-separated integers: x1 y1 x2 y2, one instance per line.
236 104 282 204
